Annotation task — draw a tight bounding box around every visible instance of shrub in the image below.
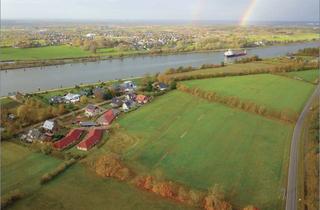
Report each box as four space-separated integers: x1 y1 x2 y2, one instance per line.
1 190 24 209
40 159 76 184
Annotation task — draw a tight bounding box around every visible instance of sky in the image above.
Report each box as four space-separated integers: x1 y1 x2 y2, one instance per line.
1 0 319 22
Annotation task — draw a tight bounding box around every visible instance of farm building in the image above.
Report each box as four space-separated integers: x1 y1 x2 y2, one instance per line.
136 95 148 104
77 129 104 151
79 121 97 127
97 109 119 126
85 104 101 117
53 129 84 150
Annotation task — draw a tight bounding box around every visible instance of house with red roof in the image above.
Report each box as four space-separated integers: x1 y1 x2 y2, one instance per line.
76 129 104 151
97 109 119 126
136 94 149 104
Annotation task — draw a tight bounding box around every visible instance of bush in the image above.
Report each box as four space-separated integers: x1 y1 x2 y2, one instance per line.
177 84 298 123
1 190 24 209
94 154 132 181
40 159 76 184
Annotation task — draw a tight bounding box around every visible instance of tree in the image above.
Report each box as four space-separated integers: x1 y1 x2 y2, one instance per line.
16 105 29 121
58 104 65 114
80 96 88 104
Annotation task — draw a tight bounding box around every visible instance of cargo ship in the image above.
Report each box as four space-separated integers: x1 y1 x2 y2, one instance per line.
224 49 247 58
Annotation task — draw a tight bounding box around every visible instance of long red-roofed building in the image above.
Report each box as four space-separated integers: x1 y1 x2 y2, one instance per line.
76 129 104 151
53 129 84 150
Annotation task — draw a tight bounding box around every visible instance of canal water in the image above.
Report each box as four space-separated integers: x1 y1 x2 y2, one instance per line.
1 41 319 96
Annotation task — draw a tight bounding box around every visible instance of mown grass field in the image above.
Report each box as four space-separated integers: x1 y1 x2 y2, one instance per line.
113 90 293 209
1 142 62 195
285 69 319 83
182 74 315 113
0 46 93 61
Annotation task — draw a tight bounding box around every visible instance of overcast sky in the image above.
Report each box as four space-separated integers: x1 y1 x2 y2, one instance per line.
2 0 319 22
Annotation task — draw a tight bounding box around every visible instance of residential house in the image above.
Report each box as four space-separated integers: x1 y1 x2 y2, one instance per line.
64 93 80 103
158 83 168 91
153 82 168 91
97 109 118 126
136 94 148 104
42 120 57 132
85 104 100 117
26 129 41 143
122 100 136 112
110 97 123 108
125 93 136 101
50 96 64 104
121 81 137 92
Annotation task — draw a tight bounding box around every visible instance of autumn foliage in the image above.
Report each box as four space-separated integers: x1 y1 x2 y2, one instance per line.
94 154 132 181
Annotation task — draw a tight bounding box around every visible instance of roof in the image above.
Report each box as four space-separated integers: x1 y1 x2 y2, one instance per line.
103 109 116 124
53 129 84 150
77 129 103 150
136 95 147 101
79 121 97 127
86 104 98 112
64 93 80 100
42 120 55 130
159 83 168 89
111 97 123 106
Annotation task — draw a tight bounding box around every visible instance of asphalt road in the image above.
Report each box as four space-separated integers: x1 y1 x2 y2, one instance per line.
285 85 320 210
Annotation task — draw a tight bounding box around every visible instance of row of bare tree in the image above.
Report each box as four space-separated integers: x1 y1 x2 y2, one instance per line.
177 84 299 123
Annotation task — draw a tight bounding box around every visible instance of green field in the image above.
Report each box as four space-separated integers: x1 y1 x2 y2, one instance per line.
248 33 319 42
1 142 62 195
2 142 192 210
285 69 319 83
0 97 21 109
0 46 146 61
112 91 293 209
0 46 93 61
182 74 315 113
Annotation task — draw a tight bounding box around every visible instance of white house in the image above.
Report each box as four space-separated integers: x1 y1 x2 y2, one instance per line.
122 81 137 92
64 93 80 103
42 120 56 131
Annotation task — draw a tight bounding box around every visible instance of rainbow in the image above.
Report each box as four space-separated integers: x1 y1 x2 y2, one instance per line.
192 0 208 22
240 0 257 26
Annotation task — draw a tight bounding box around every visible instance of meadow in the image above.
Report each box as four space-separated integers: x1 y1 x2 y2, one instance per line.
113 90 293 209
0 46 93 61
181 74 315 113
248 33 319 42
7 164 193 210
1 142 62 195
285 69 319 83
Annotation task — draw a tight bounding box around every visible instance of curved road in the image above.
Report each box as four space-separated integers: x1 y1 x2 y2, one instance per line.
285 85 320 210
